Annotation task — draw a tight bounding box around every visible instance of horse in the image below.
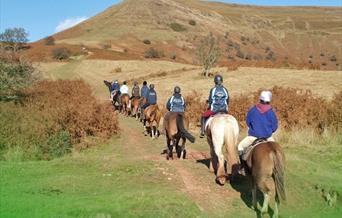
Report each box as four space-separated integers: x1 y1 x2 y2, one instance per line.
110 90 120 110
131 97 141 120
163 112 195 160
139 97 147 123
143 104 161 139
245 141 286 218
103 80 112 99
120 94 130 116
205 114 239 185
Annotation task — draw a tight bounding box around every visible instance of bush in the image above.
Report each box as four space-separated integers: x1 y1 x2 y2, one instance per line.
0 59 36 98
236 50 245 59
189 20 196 26
184 87 342 132
169 22 186 32
52 47 70 60
330 55 337 62
0 80 119 160
44 36 55 45
144 47 163 58
169 51 176 60
143 39 151 44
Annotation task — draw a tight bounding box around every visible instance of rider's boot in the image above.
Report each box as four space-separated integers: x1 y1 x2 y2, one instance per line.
238 150 246 176
200 116 206 138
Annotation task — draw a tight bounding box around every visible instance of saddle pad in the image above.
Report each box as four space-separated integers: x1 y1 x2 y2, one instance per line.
242 140 268 161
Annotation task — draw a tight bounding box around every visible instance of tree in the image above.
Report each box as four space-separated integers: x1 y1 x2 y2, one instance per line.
195 33 221 77
0 28 29 52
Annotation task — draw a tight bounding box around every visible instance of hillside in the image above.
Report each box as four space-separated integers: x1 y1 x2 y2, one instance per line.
29 0 342 70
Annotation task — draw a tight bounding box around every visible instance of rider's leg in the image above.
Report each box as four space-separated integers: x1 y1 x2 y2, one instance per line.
237 136 256 175
200 110 215 138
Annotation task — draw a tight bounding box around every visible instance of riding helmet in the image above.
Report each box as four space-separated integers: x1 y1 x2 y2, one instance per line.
214 74 223 85
123 81 127 85
174 86 181 94
149 84 155 89
143 81 147 85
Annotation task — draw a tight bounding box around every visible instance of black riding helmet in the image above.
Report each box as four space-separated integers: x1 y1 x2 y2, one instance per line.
174 86 181 94
143 81 147 85
123 81 127 85
149 84 155 89
214 74 223 85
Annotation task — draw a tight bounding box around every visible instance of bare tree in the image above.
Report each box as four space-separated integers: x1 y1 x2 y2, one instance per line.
0 27 29 52
195 33 221 77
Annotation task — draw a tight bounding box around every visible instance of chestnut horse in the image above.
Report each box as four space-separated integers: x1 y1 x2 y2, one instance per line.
120 94 130 116
131 97 141 120
206 114 239 185
163 112 195 160
246 141 286 218
103 80 112 99
143 104 161 139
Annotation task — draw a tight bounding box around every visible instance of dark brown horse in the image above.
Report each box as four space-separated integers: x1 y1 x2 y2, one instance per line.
143 104 161 139
120 94 130 116
131 97 141 120
103 80 112 98
139 97 147 123
245 141 286 218
163 112 195 160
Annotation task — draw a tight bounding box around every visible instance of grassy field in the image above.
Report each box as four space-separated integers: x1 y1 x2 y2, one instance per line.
37 59 342 103
1 116 341 218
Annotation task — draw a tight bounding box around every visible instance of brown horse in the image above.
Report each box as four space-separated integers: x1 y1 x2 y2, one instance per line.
163 112 195 160
139 97 147 123
206 114 239 185
131 97 141 120
245 141 286 218
120 94 130 116
103 80 112 99
143 104 161 139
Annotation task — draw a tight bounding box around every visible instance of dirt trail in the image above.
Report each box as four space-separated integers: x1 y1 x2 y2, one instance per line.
119 115 242 216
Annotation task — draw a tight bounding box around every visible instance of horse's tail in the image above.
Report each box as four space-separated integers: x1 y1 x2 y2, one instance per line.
272 147 286 202
176 114 195 143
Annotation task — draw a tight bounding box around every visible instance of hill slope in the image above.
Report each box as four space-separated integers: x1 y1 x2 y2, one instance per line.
42 0 342 69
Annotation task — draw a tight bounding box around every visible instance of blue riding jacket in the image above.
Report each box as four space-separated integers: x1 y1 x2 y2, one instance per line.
246 105 278 138
141 85 149 98
166 94 185 112
147 89 157 105
111 83 120 92
208 85 229 113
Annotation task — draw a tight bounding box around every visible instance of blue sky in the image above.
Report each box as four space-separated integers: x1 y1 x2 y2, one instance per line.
1 0 341 42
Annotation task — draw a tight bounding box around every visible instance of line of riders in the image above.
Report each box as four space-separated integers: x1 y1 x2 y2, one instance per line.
108 74 278 175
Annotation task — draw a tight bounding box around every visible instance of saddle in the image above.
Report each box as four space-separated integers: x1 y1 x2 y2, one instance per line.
242 138 267 161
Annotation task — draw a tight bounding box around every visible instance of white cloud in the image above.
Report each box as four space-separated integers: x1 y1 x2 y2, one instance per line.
55 17 88 32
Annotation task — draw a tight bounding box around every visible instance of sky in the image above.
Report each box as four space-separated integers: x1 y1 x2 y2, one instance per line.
1 0 341 42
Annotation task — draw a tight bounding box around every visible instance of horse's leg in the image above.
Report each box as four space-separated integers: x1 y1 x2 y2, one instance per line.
181 137 186 159
143 120 148 136
166 137 172 160
207 136 217 173
214 143 226 185
151 125 155 139
175 137 181 158
261 192 270 216
252 178 258 210
273 194 279 218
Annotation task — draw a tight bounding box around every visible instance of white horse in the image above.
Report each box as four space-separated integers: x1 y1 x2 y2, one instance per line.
206 114 239 185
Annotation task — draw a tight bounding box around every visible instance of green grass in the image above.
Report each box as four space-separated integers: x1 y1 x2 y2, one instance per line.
0 137 204 218
1 115 341 218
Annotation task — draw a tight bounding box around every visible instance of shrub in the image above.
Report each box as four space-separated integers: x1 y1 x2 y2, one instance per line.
266 51 276 61
236 50 245 59
114 67 122 73
52 47 70 60
144 47 163 58
189 20 196 26
0 59 36 99
143 39 151 45
185 91 207 126
169 22 186 32
44 36 55 45
169 51 176 60
330 55 337 62
0 80 119 160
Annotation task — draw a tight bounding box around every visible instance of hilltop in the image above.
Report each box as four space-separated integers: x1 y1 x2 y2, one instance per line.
24 0 342 70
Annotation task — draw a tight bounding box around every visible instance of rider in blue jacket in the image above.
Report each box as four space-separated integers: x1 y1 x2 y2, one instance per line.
111 80 120 93
141 81 149 99
143 84 157 109
166 86 186 113
200 75 229 137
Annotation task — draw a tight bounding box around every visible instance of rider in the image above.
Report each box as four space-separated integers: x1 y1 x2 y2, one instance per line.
237 91 278 172
120 81 129 95
111 80 120 93
166 86 186 113
142 84 157 110
131 81 140 99
200 74 229 138
141 81 149 99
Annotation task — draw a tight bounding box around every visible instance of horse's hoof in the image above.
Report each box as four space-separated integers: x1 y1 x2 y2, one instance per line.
215 176 226 186
182 150 187 159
